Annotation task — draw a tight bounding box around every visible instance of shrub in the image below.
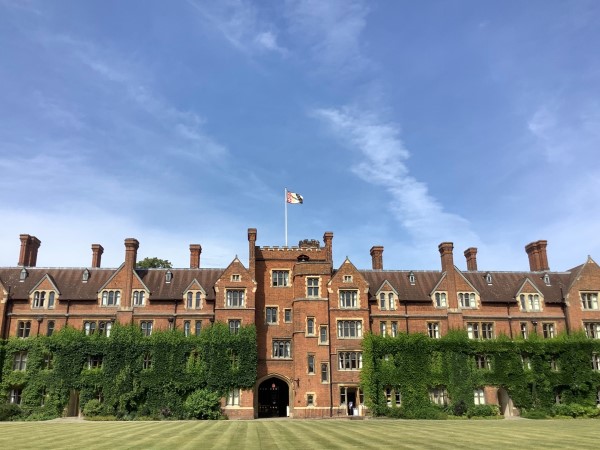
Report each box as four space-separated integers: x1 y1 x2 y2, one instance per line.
466 405 499 418
0 403 22 421
383 406 404 418
405 406 447 420
83 399 104 417
521 409 549 419
552 403 600 418
452 400 468 417
184 389 222 420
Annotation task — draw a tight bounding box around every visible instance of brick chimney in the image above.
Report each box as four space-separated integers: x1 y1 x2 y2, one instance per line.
18 234 41 267
525 241 541 271
248 228 257 277
323 232 334 264
537 240 549 271
438 242 454 272
189 244 202 269
464 247 478 271
18 234 29 266
123 238 139 308
91 244 104 268
370 246 384 270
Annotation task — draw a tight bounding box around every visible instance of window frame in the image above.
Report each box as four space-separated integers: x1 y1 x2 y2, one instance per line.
271 270 290 287
306 317 315 336
307 277 320 298
427 322 440 339
458 292 476 308
229 319 241 335
266 306 278 325
339 290 358 309
272 339 292 359
319 325 328 344
226 289 245 308
338 351 363 370
581 292 599 310
434 292 447 308
337 320 363 339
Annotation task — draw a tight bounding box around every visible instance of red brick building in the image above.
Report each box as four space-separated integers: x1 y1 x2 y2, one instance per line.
1 230 600 418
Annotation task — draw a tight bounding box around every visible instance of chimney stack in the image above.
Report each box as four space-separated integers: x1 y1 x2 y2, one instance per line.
248 228 257 277
464 247 478 271
18 234 41 267
91 244 104 268
438 242 454 272
526 240 549 271
190 244 202 269
124 238 139 269
370 246 384 270
537 240 549 271
323 232 334 264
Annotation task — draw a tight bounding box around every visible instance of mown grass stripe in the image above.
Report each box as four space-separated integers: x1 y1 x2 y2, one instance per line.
1 419 600 449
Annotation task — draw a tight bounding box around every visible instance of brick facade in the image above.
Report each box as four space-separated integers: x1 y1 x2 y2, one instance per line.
1 230 600 419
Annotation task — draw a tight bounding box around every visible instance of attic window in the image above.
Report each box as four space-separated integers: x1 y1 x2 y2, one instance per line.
485 273 492 285
19 268 28 282
82 269 90 282
297 254 310 262
543 273 551 286
408 272 415 285
165 270 173 283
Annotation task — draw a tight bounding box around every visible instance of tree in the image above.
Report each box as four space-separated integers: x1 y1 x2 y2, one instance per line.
137 257 172 269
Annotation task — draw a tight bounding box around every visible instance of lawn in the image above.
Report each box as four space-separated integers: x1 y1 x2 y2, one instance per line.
0 418 598 449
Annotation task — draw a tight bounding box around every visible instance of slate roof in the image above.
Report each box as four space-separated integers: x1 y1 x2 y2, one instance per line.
0 267 225 302
360 269 572 304
360 270 442 302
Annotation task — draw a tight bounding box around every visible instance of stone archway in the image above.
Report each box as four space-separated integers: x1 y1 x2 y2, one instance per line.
256 375 291 418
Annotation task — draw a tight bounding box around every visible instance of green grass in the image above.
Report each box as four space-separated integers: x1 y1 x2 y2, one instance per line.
0 418 598 449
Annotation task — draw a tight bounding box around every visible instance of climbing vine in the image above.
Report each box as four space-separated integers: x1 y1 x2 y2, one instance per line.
0 322 257 420
361 330 600 418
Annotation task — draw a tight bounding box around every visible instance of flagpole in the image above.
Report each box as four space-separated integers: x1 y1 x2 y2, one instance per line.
284 188 288 247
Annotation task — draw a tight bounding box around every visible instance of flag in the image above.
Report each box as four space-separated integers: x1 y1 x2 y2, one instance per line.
287 191 303 204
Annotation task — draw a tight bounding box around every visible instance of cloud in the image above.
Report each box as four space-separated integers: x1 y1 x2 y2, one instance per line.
528 99 600 164
312 107 478 244
187 0 287 55
284 0 371 76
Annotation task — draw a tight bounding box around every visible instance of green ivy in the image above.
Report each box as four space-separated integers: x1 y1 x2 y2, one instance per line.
0 323 257 420
361 331 600 418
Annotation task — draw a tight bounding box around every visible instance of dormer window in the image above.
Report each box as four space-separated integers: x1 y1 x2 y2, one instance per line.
20 268 28 281
186 291 202 309
543 273 551 286
408 272 415 285
165 270 173 283
132 290 146 307
82 269 90 282
32 290 56 309
379 292 396 310
434 292 447 308
519 294 541 312
458 292 476 308
485 273 492 284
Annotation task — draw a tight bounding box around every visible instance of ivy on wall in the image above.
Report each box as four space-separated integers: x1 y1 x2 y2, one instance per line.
361 331 600 418
0 323 257 420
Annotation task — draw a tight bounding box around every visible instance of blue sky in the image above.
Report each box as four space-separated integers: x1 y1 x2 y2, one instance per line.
1 0 599 272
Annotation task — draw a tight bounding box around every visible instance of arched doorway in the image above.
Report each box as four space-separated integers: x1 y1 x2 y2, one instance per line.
497 387 514 417
257 376 290 418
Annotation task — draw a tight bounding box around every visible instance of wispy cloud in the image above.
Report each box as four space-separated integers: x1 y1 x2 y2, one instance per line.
285 0 371 77
187 0 287 55
313 107 477 244
528 99 600 164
